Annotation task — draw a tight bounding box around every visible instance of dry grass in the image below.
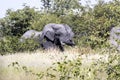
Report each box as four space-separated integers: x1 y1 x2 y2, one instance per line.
0 47 109 80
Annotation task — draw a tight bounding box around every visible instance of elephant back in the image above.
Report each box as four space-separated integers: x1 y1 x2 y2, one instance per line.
20 30 42 42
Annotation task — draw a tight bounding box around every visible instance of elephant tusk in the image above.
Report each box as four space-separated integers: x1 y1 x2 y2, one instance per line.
61 41 65 45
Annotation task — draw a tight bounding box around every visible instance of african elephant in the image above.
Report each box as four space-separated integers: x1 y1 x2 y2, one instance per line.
20 30 42 42
109 27 120 51
40 23 75 51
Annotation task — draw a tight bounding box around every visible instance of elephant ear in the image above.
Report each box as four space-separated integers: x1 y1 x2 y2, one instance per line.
45 31 55 41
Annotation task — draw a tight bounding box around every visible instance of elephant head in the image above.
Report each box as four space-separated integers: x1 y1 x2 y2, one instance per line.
40 23 75 51
59 24 75 46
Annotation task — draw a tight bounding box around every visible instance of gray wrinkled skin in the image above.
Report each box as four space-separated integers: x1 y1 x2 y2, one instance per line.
42 40 56 49
40 23 75 44
109 27 120 51
40 23 75 51
20 30 42 42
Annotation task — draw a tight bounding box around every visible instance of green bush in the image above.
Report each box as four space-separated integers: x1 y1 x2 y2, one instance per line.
18 38 40 52
0 36 40 55
30 13 61 31
1 0 120 53
1 5 41 37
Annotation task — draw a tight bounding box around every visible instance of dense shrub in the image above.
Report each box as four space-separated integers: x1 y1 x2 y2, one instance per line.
0 6 41 37
1 0 120 54
0 36 39 55
30 13 61 31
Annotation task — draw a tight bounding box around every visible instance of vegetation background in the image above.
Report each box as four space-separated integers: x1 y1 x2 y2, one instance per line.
1 0 120 54
0 0 120 80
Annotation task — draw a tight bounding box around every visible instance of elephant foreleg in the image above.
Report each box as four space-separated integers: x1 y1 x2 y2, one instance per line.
41 41 55 49
58 45 64 51
54 36 64 51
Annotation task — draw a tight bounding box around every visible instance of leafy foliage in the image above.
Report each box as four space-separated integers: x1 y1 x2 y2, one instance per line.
0 36 39 55
1 1 120 79
41 0 82 16
1 5 40 37
30 13 61 31
0 0 120 54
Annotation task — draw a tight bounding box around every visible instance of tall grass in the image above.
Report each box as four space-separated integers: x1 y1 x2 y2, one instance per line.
0 47 120 80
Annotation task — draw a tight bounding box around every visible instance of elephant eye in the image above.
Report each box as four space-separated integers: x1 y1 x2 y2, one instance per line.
59 33 63 36
55 34 61 38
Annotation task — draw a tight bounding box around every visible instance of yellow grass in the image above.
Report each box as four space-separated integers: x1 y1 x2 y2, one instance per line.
0 47 110 80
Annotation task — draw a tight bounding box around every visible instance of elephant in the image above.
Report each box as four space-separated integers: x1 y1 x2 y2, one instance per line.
41 34 64 51
40 23 75 51
109 26 120 51
20 30 42 42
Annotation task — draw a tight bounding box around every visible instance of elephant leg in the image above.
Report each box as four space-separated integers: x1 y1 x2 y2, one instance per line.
41 40 55 49
54 35 64 51
39 32 45 44
58 45 64 52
